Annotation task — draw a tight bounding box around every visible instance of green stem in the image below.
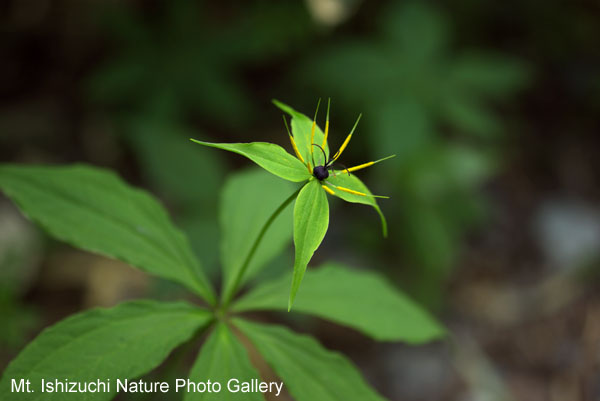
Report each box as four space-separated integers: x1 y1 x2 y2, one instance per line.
221 185 303 310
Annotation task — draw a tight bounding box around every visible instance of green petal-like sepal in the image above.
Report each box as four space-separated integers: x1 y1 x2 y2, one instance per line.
290 180 329 310
191 140 310 182
326 172 388 237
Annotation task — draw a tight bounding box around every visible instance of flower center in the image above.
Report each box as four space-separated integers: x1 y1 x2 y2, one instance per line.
313 165 329 181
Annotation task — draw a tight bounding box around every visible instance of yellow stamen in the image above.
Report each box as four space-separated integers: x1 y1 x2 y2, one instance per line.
322 185 335 195
335 185 367 196
322 98 331 148
283 115 306 163
345 155 396 173
332 113 362 162
288 135 304 163
310 98 321 158
346 162 373 173
332 184 389 198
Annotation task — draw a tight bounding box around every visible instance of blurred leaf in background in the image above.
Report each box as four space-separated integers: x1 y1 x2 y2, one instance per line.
296 1 530 303
0 204 42 350
123 116 225 277
88 0 314 127
0 286 38 351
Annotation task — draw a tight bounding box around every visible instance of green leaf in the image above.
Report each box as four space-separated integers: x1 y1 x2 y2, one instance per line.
273 100 330 164
185 323 263 401
0 164 216 304
190 140 310 183
233 263 445 343
0 300 211 401
326 172 388 237
220 168 296 301
234 319 386 401
290 180 329 310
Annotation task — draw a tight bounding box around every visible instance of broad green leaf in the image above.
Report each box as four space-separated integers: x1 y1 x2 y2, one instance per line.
290 180 329 310
0 164 216 304
326 172 388 237
233 263 445 343
273 100 330 164
0 300 212 401
190 140 310 182
234 319 386 401
185 323 262 401
221 168 296 301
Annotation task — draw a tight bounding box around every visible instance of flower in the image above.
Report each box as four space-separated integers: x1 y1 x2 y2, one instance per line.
192 99 394 308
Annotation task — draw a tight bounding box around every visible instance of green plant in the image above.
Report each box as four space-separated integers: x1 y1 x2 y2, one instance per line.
0 103 444 401
193 100 395 309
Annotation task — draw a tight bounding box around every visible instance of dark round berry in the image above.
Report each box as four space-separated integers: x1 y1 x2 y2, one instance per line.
313 165 329 181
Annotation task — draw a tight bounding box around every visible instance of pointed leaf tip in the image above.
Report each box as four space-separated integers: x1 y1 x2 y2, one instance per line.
191 140 310 182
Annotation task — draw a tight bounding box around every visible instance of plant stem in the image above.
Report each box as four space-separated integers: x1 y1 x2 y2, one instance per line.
221 185 302 310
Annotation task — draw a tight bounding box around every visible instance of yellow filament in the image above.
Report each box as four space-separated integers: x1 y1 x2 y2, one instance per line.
346 161 374 173
322 120 329 148
345 155 396 173
288 134 305 164
335 185 367 196
332 134 352 161
332 114 361 162
322 185 335 195
333 184 390 199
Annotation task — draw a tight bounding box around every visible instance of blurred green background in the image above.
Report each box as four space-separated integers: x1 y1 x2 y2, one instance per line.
1 1 600 400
